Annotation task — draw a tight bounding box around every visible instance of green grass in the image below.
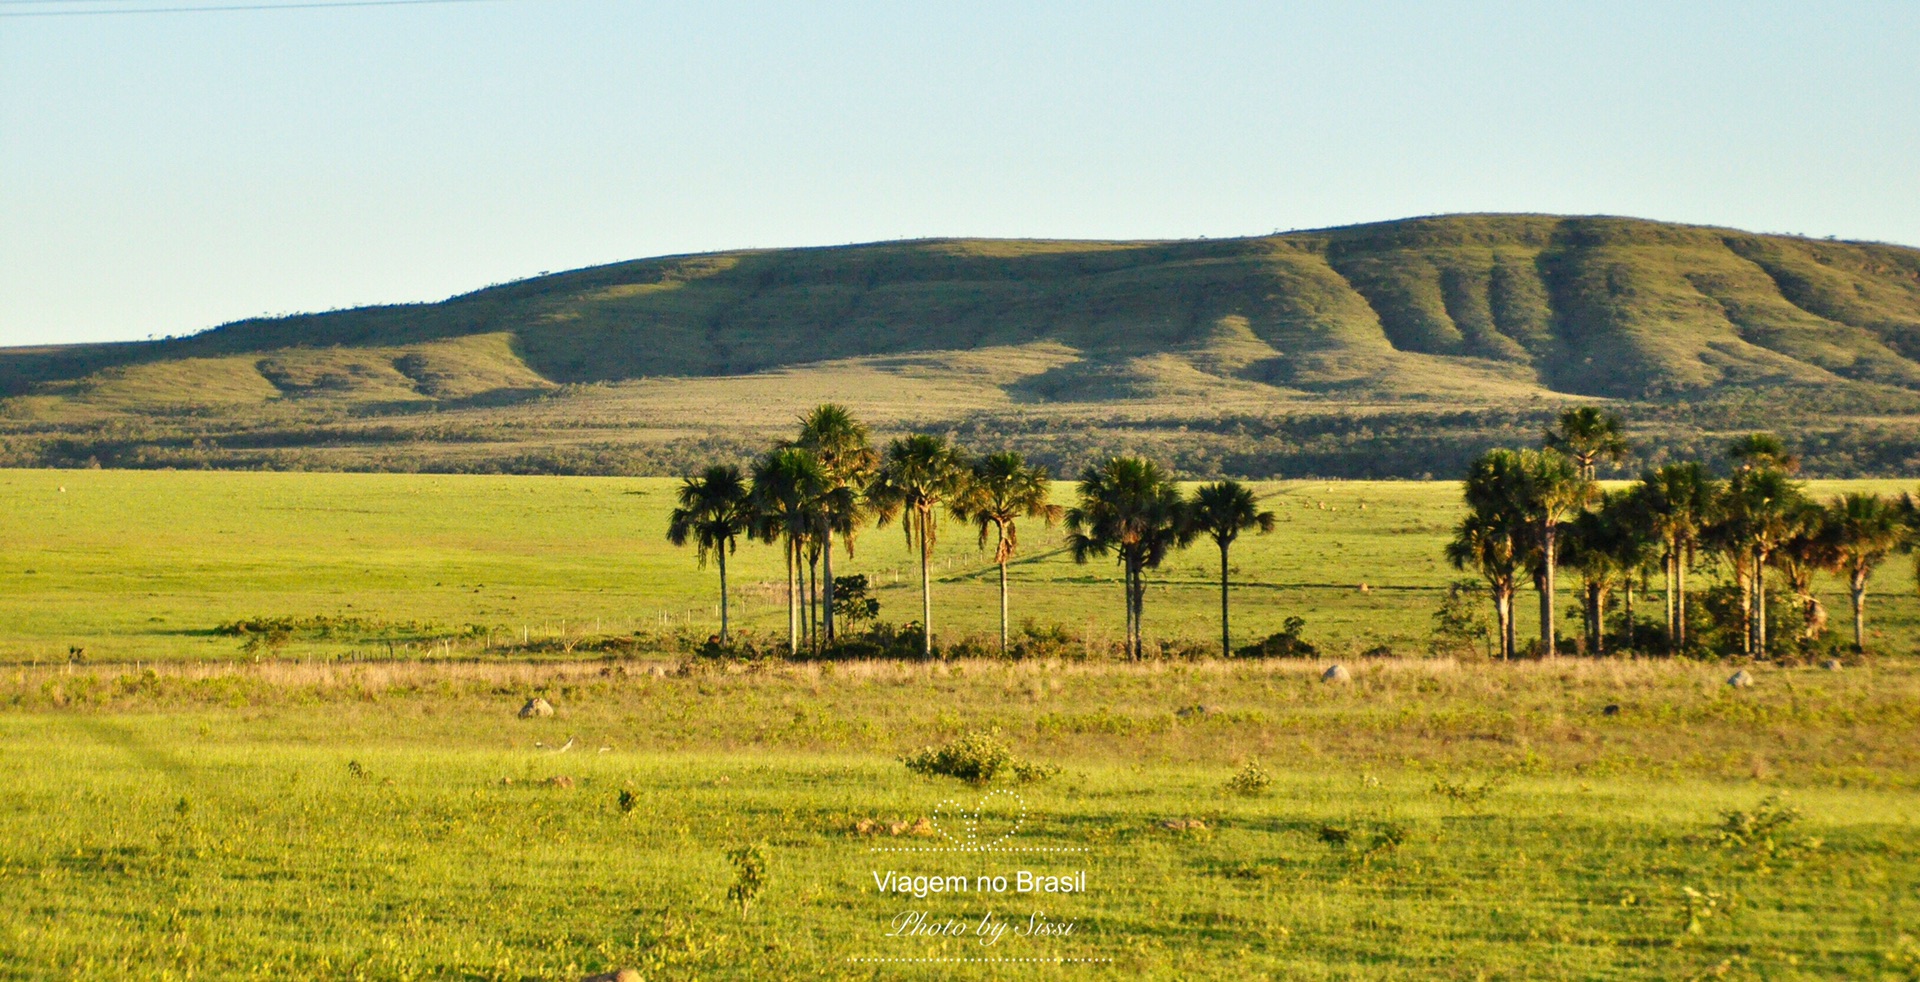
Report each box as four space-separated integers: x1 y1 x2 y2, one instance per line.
3 658 1918 979
5 469 1920 978
4 470 1919 665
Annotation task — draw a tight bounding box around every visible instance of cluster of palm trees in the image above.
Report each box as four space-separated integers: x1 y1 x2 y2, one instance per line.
1450 410 1914 659
667 405 1279 659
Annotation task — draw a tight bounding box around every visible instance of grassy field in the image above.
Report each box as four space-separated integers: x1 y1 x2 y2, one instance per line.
3 469 1919 666
5 469 1920 979
2 658 1917 979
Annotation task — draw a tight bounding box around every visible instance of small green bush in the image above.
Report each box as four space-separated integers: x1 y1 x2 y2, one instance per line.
901 731 1054 785
1236 617 1316 658
1225 759 1273 797
725 843 768 912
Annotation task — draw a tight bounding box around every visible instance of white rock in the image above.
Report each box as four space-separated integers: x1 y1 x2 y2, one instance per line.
1322 664 1351 683
1726 670 1753 688
1822 659 1843 671
519 697 555 718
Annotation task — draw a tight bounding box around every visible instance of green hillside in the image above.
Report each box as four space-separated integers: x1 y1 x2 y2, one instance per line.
6 214 1920 477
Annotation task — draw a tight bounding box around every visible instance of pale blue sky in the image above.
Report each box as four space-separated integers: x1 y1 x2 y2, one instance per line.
2 0 1916 347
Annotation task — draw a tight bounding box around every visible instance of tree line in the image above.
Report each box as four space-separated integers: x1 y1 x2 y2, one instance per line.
666 405 1278 660
670 404 1920 662
1449 409 1917 660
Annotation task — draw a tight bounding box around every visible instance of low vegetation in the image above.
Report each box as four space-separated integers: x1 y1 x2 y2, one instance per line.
2 657 1916 977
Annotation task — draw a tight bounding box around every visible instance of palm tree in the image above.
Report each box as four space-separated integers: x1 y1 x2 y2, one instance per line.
1728 432 1800 474
1561 496 1636 656
665 464 752 644
1460 449 1536 658
1545 407 1630 480
1717 467 1807 656
1771 500 1838 644
952 452 1061 656
868 434 970 658
792 404 877 643
1065 457 1191 660
1631 462 1718 652
1447 511 1521 660
1512 449 1589 657
749 447 827 656
1827 492 1907 652
1188 480 1276 658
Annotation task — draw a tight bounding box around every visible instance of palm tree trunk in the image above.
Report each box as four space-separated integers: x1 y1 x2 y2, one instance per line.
1219 540 1232 659
805 547 817 653
1621 577 1633 653
919 523 932 660
998 559 1010 657
1580 581 1595 654
1496 586 1513 660
1540 523 1557 657
1663 549 1676 652
1131 562 1146 660
1752 547 1768 656
1676 553 1688 649
717 546 730 644
823 538 836 643
1851 568 1867 652
786 538 798 656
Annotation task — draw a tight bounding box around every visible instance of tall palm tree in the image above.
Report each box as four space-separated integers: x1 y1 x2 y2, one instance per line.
792 405 877 643
1717 467 1807 656
1512 449 1589 657
665 464 752 644
1065 457 1191 660
749 448 827 656
1827 492 1907 652
1631 462 1718 652
1561 496 1635 656
952 452 1061 656
1545 407 1630 480
1771 500 1838 644
868 434 970 658
1188 480 1276 659
1460 449 1537 658
1447 511 1520 660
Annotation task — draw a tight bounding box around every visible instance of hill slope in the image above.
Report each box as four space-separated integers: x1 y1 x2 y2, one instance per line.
5 214 1920 477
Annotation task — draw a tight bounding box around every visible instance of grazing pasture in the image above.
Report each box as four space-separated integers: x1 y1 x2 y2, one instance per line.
2 658 1918 979
3 470 1918 665
4 469 1920 978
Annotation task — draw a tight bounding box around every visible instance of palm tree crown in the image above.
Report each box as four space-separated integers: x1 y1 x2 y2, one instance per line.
1546 407 1630 480
1728 432 1800 474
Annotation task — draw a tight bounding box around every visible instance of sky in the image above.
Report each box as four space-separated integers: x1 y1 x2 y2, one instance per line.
2 0 1917 348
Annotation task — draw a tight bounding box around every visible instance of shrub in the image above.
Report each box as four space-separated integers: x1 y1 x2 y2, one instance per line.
831 575 880 630
1011 620 1080 660
1235 617 1316 658
725 843 768 912
901 731 1054 785
1431 581 1494 658
1429 776 1500 807
1225 759 1273 797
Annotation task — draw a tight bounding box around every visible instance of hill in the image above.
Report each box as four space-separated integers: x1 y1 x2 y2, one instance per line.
5 214 1920 478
